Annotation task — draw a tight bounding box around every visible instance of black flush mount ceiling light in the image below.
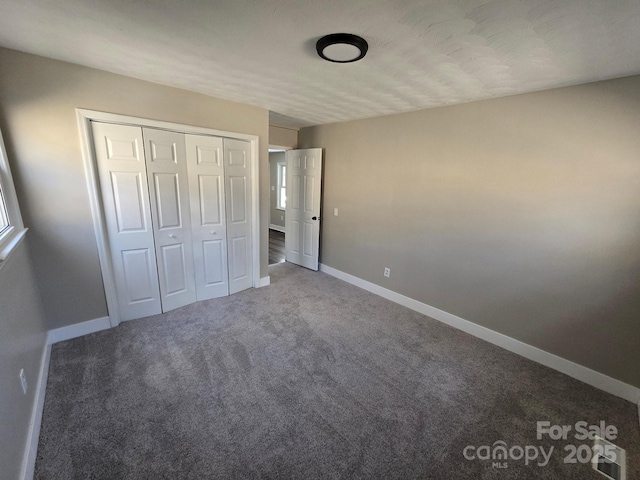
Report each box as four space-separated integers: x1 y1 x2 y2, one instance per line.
316 33 368 63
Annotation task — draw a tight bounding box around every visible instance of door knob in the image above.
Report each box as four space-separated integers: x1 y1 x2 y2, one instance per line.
312 216 320 220
169 234 176 239
210 231 217 235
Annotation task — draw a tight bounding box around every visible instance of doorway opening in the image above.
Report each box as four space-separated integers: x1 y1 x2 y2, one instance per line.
269 148 287 265
269 229 285 265
268 146 323 270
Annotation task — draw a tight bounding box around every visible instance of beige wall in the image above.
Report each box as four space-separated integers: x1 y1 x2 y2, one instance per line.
269 125 298 149
0 239 48 478
0 47 270 330
299 76 640 388
269 151 286 228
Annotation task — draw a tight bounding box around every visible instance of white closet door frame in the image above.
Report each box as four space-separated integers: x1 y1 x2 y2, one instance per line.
77 109 261 327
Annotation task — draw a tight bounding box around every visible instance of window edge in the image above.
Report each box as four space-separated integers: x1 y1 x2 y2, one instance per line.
0 227 28 271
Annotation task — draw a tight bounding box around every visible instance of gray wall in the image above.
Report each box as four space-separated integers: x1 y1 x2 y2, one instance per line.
0 47 270 330
269 151 286 229
269 125 298 149
299 75 640 388
0 239 48 479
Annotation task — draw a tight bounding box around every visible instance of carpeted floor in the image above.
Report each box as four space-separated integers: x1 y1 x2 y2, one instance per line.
35 263 639 479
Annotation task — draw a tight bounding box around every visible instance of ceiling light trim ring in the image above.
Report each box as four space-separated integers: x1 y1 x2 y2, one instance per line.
316 33 368 63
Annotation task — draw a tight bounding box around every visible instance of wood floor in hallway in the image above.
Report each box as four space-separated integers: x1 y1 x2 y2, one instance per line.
269 229 285 265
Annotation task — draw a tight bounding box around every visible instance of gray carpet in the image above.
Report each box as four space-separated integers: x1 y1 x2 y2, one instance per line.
35 262 639 479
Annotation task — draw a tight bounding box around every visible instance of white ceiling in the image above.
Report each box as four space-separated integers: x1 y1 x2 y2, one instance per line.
1 0 640 128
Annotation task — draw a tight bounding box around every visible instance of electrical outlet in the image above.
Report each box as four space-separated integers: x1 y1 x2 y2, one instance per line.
19 369 27 395
384 267 390 278
592 436 625 480
280 215 284 221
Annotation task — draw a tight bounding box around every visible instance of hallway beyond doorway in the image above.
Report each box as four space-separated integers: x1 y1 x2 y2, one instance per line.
269 229 285 265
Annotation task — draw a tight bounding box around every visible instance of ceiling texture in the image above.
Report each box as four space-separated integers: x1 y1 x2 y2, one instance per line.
1 0 639 128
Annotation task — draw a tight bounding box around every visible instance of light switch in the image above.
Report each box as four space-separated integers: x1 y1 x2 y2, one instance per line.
333 208 339 216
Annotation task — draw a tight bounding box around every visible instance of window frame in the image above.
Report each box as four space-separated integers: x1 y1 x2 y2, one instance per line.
0 187 9 233
276 161 286 210
0 128 27 266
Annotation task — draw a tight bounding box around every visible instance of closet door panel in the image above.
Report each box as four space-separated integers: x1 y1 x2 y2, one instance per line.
199 175 222 225
152 173 182 229
224 139 253 294
143 128 197 312
121 248 158 303
160 243 189 295
186 135 229 300
91 122 162 321
110 171 147 232
203 239 225 284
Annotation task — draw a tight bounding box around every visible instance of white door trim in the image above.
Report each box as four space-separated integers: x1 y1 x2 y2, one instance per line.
77 109 261 327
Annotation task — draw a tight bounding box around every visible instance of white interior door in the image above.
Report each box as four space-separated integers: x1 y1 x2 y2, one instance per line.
142 128 197 312
224 138 253 294
91 122 162 321
285 148 323 271
185 134 229 301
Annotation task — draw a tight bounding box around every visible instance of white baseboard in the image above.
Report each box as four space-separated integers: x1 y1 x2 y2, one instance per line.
48 316 112 345
319 263 640 404
20 317 111 478
20 340 51 480
259 276 271 287
269 224 285 233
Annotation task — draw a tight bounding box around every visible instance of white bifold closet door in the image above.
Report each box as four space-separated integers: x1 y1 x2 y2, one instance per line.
92 121 253 321
224 139 253 294
92 122 163 320
185 134 229 300
184 135 253 297
142 128 197 312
